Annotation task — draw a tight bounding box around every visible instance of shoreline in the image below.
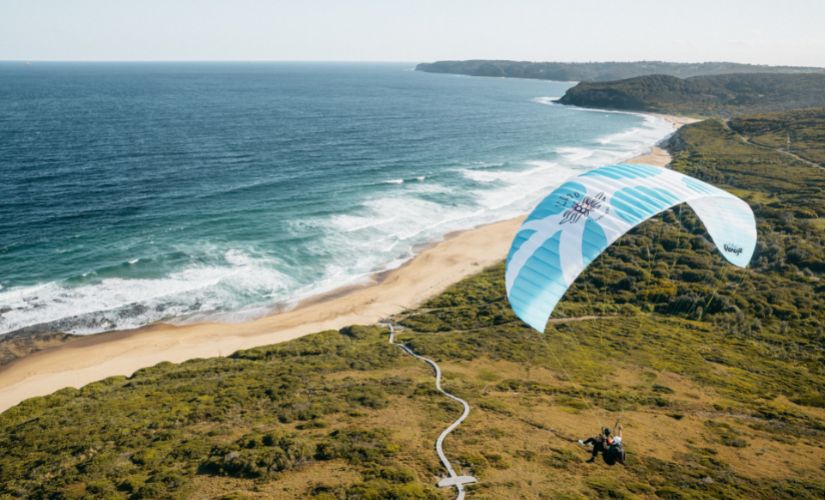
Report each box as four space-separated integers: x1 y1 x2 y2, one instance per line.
0 113 693 413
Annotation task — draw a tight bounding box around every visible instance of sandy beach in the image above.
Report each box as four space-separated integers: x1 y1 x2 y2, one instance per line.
0 115 692 413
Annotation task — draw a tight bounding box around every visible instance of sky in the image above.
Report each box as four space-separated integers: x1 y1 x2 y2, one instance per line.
2 0 824 66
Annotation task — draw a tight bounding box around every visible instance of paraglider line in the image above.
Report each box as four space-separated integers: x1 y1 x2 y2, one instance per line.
538 329 606 431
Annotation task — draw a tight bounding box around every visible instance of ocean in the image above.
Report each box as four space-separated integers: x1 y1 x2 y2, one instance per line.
0 62 674 336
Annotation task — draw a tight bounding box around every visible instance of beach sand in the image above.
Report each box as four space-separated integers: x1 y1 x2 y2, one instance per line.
0 115 691 413
653 114 701 128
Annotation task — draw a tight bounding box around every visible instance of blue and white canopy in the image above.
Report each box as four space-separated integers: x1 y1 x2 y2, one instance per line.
505 163 756 333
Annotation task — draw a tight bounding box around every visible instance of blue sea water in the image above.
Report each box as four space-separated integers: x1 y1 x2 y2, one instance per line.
0 62 674 336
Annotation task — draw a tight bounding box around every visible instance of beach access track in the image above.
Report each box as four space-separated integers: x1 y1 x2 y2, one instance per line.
384 322 477 499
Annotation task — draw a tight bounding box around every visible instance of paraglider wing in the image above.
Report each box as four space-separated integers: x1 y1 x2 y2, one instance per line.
505 164 756 333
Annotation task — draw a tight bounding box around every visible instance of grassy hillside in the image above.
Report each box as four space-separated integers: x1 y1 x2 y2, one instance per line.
557 74 825 116
728 108 825 166
0 112 823 498
415 60 825 82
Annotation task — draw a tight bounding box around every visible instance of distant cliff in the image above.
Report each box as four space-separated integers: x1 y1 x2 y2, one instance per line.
556 73 825 116
415 60 825 82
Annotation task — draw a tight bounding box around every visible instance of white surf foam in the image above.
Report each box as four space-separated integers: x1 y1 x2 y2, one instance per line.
0 105 676 338
531 96 562 106
461 169 513 183
0 249 293 335
297 158 584 305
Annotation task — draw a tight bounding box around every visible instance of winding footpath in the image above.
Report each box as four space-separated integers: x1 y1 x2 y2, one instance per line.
384 323 477 499
722 120 823 170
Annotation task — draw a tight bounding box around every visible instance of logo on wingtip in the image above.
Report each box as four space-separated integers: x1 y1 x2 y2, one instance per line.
723 243 743 256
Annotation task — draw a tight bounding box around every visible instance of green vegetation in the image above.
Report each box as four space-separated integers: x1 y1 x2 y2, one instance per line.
557 74 825 116
415 60 825 82
0 110 823 498
728 108 825 166
0 326 444 498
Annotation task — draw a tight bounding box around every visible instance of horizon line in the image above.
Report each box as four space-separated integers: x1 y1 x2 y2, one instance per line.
1 59 823 68
0 59 419 64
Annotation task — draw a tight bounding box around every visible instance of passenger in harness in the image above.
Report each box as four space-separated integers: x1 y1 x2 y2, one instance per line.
604 422 625 465
578 421 625 464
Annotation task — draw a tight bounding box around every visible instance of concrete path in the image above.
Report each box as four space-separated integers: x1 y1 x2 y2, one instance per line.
384 322 477 499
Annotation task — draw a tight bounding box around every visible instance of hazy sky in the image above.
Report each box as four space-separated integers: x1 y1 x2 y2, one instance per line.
2 0 824 66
